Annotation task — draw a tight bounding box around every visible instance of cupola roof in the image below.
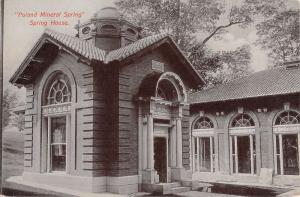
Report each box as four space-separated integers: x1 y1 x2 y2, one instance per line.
93 7 121 20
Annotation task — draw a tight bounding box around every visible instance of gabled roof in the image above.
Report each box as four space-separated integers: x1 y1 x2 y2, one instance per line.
44 29 106 61
189 64 300 104
10 29 204 86
106 33 168 62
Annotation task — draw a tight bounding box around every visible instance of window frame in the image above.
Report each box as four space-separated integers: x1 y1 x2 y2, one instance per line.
192 116 216 173
229 113 256 175
273 110 300 176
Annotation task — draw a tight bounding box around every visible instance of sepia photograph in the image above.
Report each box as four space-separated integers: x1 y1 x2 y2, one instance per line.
1 0 300 196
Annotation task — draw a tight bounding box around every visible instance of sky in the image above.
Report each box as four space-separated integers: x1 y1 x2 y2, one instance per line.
3 0 300 101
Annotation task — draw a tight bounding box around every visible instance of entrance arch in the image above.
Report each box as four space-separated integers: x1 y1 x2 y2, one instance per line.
137 71 187 184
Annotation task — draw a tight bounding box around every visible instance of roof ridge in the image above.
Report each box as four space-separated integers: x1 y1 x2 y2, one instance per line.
43 28 106 61
191 66 284 95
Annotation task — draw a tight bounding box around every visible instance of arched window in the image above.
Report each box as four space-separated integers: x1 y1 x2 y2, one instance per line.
43 73 71 173
231 114 255 128
275 110 300 125
229 113 256 175
273 110 300 176
156 79 178 102
194 117 214 130
47 77 71 105
192 116 215 173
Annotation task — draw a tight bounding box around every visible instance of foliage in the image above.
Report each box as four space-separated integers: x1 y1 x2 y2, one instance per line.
12 111 25 131
115 0 296 86
204 45 252 88
115 0 255 86
2 89 17 127
255 9 300 65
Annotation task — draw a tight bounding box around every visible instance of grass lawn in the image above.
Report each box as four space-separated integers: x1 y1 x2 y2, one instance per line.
2 126 24 182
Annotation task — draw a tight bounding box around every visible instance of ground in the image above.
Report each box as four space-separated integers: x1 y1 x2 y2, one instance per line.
1 126 298 197
2 126 24 181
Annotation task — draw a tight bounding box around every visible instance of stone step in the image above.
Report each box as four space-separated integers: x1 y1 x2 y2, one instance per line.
170 186 191 194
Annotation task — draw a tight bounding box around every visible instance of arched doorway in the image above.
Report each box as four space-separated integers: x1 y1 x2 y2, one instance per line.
137 72 187 184
273 110 300 175
192 116 216 173
229 113 257 174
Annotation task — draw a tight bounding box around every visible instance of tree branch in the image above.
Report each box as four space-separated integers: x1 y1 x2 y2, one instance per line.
188 21 243 58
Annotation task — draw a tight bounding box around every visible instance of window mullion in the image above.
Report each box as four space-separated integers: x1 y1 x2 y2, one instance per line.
210 136 213 173
197 137 200 172
235 135 238 174
274 134 278 175
279 134 283 175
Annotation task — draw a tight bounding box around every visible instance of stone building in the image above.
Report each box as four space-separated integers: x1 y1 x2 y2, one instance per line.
9 7 300 195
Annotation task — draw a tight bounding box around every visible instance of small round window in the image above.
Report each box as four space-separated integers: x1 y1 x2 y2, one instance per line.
101 25 116 31
127 28 136 36
82 26 91 34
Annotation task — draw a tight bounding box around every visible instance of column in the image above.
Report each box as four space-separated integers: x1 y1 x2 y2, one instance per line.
170 121 177 167
147 114 154 170
250 135 254 174
66 114 70 173
142 116 148 169
176 118 182 168
47 117 51 172
279 134 283 175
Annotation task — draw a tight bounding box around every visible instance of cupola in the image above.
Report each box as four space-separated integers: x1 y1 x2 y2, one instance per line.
75 7 142 51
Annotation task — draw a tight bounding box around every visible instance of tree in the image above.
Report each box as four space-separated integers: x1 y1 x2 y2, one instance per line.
204 45 252 88
116 0 253 55
2 89 17 127
255 9 300 65
115 0 255 85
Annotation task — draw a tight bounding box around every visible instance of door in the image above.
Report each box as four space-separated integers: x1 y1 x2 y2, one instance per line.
154 137 167 182
50 116 66 171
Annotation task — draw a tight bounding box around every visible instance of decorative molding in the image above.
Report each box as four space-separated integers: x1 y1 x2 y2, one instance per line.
238 107 244 114
283 102 290 110
151 60 164 72
42 102 71 116
273 124 300 133
229 127 255 135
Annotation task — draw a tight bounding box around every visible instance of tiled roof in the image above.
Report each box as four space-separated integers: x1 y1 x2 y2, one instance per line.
11 29 204 85
44 29 106 61
45 29 169 63
189 65 300 104
105 33 168 62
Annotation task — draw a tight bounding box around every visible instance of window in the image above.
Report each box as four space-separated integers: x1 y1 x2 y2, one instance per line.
156 79 178 102
43 73 71 173
101 24 116 31
192 117 215 173
47 77 71 105
274 110 300 175
230 113 256 174
231 114 255 127
50 117 66 171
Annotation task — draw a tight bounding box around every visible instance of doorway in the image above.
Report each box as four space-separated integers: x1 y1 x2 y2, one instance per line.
154 137 167 182
282 134 299 175
49 116 67 172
